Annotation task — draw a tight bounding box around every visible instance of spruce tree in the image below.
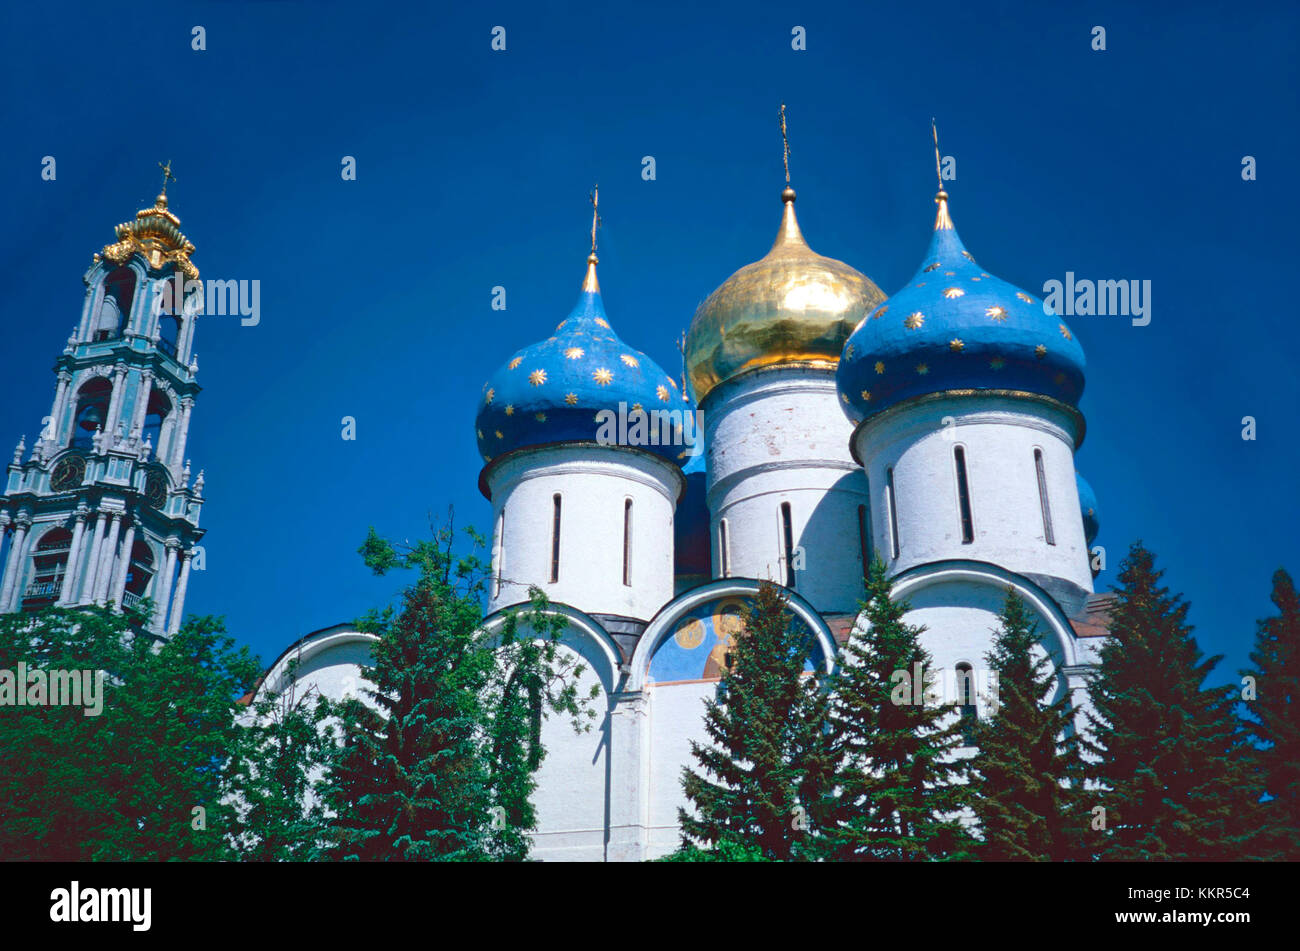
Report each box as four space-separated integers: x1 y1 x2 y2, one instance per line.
968 589 1082 861
1084 542 1262 860
1243 568 1300 859
825 557 973 861
676 580 835 861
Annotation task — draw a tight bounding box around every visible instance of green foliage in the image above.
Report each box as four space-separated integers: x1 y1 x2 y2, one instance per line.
0 605 262 860
1242 568 1300 859
1084 543 1264 860
968 589 1084 860
677 581 835 861
823 558 974 861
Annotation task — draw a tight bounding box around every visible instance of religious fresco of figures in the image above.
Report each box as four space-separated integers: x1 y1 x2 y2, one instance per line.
647 596 826 684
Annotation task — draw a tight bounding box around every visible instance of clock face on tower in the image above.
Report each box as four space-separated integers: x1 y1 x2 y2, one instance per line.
144 471 167 509
50 455 85 491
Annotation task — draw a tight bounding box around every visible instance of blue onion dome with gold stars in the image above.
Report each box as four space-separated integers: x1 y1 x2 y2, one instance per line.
475 252 685 476
1077 472 1100 545
684 186 886 406
837 188 1085 425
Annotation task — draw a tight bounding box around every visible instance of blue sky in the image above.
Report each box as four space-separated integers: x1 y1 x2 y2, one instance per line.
1 1 1295 682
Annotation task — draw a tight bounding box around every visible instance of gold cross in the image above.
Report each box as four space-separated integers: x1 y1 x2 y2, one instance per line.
931 119 943 191
158 159 176 194
779 103 791 184
589 184 601 253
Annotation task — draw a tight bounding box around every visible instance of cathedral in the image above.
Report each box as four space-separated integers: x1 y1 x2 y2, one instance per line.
2 139 1111 862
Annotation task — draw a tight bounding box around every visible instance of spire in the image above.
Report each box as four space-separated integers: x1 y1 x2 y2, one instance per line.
771 103 808 250
583 185 601 293
157 159 176 206
931 119 954 231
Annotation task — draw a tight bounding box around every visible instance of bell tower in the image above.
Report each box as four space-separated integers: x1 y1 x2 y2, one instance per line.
0 168 207 634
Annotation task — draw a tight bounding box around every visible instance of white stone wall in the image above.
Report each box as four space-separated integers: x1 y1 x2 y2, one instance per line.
485 445 683 620
853 394 1094 609
704 366 869 614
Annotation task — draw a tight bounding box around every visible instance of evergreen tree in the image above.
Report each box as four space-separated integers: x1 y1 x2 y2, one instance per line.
825 557 973 861
968 589 1082 861
0 604 263 860
1243 568 1300 859
675 580 835 861
1084 542 1263 860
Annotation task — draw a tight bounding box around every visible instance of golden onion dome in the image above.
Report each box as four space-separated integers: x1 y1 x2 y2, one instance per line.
685 187 884 405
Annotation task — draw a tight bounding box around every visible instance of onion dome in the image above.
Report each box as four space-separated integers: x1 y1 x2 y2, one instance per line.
1077 472 1100 545
684 186 886 405
673 450 711 579
837 189 1084 425
475 253 684 472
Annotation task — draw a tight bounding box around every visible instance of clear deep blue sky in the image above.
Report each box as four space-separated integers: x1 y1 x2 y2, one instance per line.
2 1 1295 682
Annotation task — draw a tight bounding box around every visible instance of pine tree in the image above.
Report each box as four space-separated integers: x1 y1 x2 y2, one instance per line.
1243 568 1300 859
1084 542 1263 860
825 558 973 861
968 589 1083 861
675 580 835 861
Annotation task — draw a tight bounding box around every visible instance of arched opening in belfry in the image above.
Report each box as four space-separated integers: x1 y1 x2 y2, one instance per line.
69 377 113 449
123 539 155 605
23 527 73 608
143 390 172 454
95 267 136 341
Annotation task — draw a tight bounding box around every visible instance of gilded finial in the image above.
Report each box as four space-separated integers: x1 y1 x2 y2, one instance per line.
583 185 601 293
931 119 953 230
157 159 176 205
779 103 795 203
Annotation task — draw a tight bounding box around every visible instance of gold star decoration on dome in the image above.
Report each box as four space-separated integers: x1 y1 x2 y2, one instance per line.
915 282 927 288
1059 324 1072 340
1035 344 1047 359
904 312 925 330
944 271 956 277
656 385 670 402
482 454 491 462
621 354 639 368
872 305 889 320
971 277 981 282
923 262 941 272
476 429 484 439
484 388 495 403
845 344 855 358
986 306 1008 322
595 318 610 329
509 356 523 370
593 367 613 385
874 361 886 374
565 347 584 359
861 390 872 401
841 393 849 404
949 338 965 352
990 357 1006 370
631 403 644 414
961 251 976 262
529 369 547 386
943 287 965 299
556 321 567 331
534 412 547 422
505 404 515 415
1016 292 1034 304
565 393 578 405
495 430 504 439
916 363 929 375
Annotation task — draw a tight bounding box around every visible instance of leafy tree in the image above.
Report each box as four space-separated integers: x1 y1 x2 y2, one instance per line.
1242 568 1300 859
0 603 263 860
968 589 1083 860
674 580 835 861
824 558 973 861
1084 543 1263 860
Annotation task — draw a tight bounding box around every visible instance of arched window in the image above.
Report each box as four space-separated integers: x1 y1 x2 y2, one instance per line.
954 446 974 544
955 662 978 743
24 527 72 608
780 501 796 588
719 518 731 578
886 467 901 559
95 267 135 341
123 540 155 608
1034 449 1055 546
493 508 505 597
622 498 633 587
69 378 112 449
858 503 872 581
156 314 181 358
143 390 172 451
549 494 562 583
